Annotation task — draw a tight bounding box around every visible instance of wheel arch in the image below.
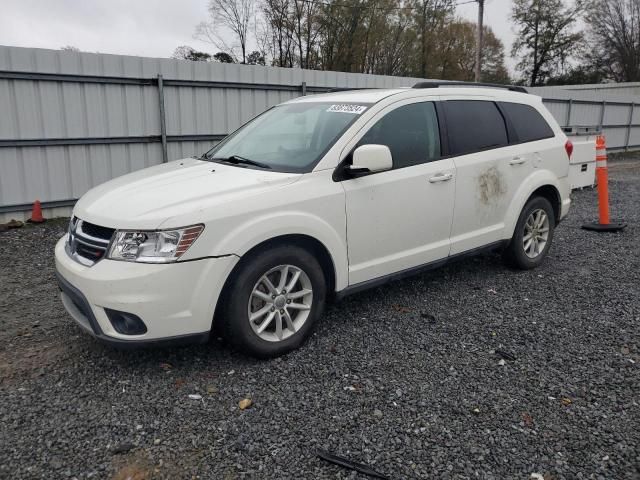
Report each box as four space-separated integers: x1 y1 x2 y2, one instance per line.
212 233 338 333
529 184 561 225
504 172 562 239
237 234 337 293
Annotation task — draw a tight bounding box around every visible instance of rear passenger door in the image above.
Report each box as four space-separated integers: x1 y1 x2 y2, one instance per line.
442 98 534 254
499 101 561 175
341 100 456 285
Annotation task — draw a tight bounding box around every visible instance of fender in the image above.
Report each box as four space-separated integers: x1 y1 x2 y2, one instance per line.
503 169 561 240
213 211 348 291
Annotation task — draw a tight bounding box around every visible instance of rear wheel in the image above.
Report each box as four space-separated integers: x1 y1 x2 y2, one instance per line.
504 196 555 270
219 244 326 358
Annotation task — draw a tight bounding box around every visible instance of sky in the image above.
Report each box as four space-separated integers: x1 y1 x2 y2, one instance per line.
0 0 517 72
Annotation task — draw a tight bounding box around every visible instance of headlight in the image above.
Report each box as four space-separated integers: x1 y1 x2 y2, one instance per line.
107 225 204 263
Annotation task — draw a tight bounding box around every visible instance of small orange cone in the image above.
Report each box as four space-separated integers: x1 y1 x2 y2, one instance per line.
28 200 46 223
582 136 625 232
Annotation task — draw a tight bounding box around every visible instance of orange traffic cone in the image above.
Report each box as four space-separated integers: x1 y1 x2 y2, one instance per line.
582 135 625 232
27 200 46 223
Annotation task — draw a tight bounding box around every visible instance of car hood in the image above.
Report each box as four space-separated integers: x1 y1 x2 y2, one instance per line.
74 158 301 229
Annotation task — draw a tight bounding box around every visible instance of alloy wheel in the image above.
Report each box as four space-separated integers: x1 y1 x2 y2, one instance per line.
247 264 313 342
523 208 550 259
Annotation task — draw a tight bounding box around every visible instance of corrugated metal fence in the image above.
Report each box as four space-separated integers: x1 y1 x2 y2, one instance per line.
529 86 640 153
1 45 638 219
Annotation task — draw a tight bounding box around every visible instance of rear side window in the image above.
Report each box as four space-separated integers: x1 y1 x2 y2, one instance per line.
443 100 508 156
500 102 555 143
358 102 441 169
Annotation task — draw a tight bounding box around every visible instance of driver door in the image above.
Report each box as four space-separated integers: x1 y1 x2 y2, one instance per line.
339 100 456 285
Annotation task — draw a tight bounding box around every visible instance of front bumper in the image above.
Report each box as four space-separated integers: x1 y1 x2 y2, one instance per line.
54 235 238 347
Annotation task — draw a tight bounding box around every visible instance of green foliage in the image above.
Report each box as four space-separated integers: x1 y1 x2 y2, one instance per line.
435 21 511 83
176 0 640 85
188 0 512 82
258 0 509 80
545 65 606 85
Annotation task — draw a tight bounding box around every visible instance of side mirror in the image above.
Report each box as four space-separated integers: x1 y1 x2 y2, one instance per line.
346 144 393 177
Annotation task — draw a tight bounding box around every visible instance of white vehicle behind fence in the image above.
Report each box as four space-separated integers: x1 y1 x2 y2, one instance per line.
55 82 573 357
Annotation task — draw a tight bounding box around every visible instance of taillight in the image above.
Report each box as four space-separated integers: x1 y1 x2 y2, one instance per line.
565 140 573 159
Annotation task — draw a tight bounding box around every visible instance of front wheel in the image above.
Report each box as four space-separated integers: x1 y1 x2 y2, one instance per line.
504 196 555 270
219 244 326 358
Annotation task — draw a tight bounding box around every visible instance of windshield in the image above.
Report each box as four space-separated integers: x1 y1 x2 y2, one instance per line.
203 102 371 173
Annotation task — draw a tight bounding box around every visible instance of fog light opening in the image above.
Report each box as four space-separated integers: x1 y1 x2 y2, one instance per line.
105 309 147 335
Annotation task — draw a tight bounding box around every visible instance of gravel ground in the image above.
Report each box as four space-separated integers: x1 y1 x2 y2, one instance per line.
1 160 639 480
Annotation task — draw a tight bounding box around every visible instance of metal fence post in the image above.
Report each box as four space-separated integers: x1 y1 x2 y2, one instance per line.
565 99 573 127
625 103 635 151
599 100 606 131
301 81 307 96
157 74 168 163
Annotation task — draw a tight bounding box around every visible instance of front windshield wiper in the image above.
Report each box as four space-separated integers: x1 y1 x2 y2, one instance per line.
208 155 271 169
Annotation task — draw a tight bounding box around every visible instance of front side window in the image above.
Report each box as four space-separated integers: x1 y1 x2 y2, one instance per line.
204 102 370 173
500 102 555 143
443 100 508 156
358 102 441 169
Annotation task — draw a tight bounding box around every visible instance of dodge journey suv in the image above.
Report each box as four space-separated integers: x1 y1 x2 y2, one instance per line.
55 82 572 357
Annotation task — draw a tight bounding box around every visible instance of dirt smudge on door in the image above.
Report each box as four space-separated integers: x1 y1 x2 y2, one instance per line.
478 166 506 204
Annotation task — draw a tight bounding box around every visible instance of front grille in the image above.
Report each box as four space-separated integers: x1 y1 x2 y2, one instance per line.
67 217 115 265
80 221 115 241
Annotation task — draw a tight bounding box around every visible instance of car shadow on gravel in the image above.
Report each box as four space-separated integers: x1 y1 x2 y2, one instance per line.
85 250 508 365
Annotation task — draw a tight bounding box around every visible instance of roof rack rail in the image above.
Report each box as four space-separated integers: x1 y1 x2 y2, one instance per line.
412 81 528 94
326 87 374 92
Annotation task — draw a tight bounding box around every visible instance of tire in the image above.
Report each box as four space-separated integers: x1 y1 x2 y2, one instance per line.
504 196 555 270
219 244 327 358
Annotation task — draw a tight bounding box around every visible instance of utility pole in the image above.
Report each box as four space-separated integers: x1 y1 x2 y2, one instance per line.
475 0 485 82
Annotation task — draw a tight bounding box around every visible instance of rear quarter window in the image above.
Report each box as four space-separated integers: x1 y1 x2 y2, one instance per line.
500 102 555 143
443 100 509 156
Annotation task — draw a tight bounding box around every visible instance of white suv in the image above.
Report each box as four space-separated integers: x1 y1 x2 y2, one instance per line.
55 83 572 357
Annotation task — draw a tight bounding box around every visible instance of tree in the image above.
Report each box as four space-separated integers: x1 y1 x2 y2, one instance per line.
262 0 295 67
412 0 456 78
511 0 584 86
196 0 255 63
585 0 640 82
436 21 510 83
246 50 266 65
475 24 511 83
213 52 235 63
172 46 212 61
193 0 509 79
545 65 605 85
289 0 323 69
315 0 419 75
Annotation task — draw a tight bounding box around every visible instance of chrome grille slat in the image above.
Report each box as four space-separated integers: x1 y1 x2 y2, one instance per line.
76 222 112 245
73 235 109 249
67 217 115 265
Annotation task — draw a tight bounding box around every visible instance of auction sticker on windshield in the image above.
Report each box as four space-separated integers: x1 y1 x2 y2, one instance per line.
327 104 368 114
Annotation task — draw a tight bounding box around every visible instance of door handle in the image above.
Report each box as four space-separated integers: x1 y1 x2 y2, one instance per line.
509 156 527 165
428 172 453 183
